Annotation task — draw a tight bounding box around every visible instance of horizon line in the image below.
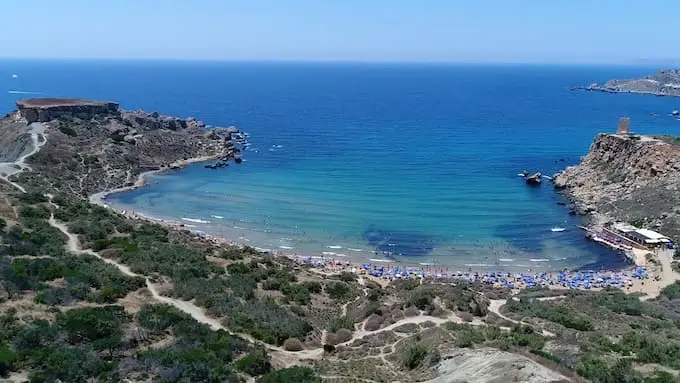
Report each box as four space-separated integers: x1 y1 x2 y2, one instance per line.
0 56 678 67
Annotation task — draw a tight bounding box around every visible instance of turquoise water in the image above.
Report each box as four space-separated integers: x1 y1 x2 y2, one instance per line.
2 61 680 270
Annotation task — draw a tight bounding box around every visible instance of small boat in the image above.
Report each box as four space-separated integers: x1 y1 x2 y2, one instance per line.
551 227 566 232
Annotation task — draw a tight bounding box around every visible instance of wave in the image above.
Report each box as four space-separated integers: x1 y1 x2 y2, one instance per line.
369 258 392 263
7 90 42 94
181 217 211 224
347 248 363 252
530 258 550 262
419 262 436 266
326 245 343 249
464 263 493 267
322 251 336 256
335 253 348 257
211 215 224 219
498 258 515 262
279 245 294 250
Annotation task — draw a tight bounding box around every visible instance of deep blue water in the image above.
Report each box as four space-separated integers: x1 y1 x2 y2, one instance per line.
2 60 680 271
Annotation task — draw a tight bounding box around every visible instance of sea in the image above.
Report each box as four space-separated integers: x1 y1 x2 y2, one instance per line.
2 60 680 272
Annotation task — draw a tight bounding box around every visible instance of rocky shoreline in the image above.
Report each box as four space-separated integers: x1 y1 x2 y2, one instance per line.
581 69 680 97
553 132 680 238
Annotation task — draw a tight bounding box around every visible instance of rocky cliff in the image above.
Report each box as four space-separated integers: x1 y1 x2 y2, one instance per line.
17 98 120 123
554 133 680 236
585 69 680 97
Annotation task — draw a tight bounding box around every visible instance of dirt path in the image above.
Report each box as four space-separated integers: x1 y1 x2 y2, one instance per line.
654 248 680 297
0 122 47 193
47 197 226 332
488 298 557 337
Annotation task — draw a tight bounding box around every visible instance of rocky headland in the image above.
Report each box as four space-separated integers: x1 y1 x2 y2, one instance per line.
584 69 680 97
554 133 680 237
1 98 242 196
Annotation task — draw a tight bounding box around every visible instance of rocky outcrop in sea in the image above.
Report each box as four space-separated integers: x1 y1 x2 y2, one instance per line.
554 133 680 236
584 69 680 97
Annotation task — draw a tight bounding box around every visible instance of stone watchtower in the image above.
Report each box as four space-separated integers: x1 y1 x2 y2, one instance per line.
617 117 630 135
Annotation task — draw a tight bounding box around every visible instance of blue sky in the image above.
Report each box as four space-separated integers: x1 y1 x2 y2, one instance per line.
1 0 678 63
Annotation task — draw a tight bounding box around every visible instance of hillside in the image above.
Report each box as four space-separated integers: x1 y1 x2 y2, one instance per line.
585 69 680 97
554 133 680 237
0 98 239 197
1 99 680 382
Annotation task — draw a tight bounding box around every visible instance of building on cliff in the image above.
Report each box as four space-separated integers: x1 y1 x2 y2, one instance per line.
616 117 630 135
16 98 119 123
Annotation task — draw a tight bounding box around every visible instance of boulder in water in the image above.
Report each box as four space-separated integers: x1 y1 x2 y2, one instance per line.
525 172 542 185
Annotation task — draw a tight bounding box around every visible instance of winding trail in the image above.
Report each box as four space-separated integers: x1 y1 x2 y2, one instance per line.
0 122 47 193
47 197 225 330
488 297 564 338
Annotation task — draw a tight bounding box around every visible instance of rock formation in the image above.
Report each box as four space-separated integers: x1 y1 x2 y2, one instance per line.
584 69 680 97
17 98 119 123
554 133 680 236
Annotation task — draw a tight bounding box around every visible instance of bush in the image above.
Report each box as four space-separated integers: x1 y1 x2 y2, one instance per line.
57 305 128 351
234 347 272 376
338 271 357 282
0 341 18 376
301 281 322 294
282 283 312 305
259 366 320 383
323 344 336 353
325 281 351 300
282 338 304 352
16 192 49 204
455 329 485 348
661 282 680 300
328 315 354 333
402 343 428 369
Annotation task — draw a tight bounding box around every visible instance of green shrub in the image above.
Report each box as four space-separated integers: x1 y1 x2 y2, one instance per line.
301 281 322 294
234 347 272 376
259 366 320 383
325 281 351 300
58 125 78 137
661 282 680 300
402 343 428 369
0 341 18 376
328 315 354 332
338 271 357 282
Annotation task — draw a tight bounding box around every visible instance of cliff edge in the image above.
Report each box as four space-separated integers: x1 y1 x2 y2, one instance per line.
554 133 680 236
585 69 680 97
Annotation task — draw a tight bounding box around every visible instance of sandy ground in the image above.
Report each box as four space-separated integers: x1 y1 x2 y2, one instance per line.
422 347 571 383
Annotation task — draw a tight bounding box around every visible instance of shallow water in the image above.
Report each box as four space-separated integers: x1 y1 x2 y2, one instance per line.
2 61 679 271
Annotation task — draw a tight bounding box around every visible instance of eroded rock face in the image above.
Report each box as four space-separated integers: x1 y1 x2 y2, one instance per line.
17 98 119 123
554 133 680 235
121 110 205 131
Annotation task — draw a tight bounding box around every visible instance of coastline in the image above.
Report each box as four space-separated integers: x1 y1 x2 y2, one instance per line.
89 154 221 206
85 158 672 297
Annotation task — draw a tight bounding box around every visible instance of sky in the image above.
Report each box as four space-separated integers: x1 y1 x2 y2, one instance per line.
1 0 678 64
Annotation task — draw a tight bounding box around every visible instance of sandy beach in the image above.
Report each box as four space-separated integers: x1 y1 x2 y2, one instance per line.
83 154 680 299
